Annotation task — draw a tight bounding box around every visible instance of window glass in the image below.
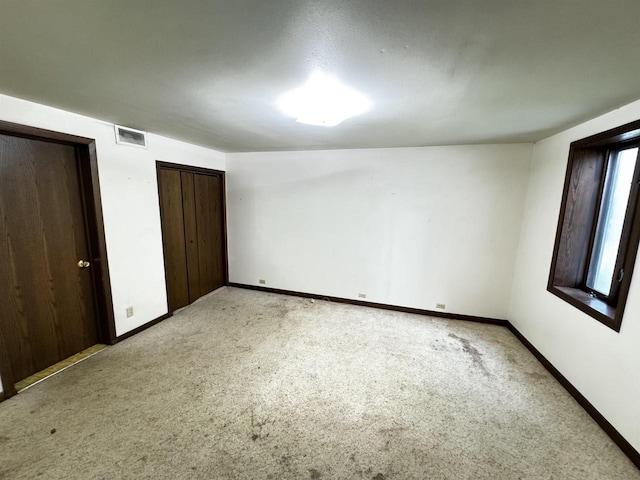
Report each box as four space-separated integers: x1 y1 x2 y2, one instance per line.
586 147 638 295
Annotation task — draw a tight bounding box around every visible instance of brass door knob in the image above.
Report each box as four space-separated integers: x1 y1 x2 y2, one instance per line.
77 260 91 268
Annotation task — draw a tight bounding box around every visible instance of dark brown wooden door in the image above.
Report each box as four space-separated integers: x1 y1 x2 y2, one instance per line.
158 168 190 311
157 165 226 312
194 173 226 295
181 172 202 301
0 134 99 383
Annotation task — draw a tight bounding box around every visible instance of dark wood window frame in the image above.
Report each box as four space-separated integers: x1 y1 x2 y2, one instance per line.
548 119 640 331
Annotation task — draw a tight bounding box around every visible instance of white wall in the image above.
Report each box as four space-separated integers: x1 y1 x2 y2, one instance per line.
509 99 640 451
227 144 532 319
0 94 226 344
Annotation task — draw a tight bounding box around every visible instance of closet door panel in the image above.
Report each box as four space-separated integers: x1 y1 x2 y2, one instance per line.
158 168 189 312
194 174 226 296
180 172 201 303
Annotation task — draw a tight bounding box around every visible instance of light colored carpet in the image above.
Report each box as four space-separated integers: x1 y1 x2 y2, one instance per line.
0 287 637 479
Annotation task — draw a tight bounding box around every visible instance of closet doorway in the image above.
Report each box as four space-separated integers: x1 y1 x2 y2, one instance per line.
157 162 227 312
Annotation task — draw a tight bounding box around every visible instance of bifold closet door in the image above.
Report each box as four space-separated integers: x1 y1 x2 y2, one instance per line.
158 168 190 311
158 165 226 313
180 172 202 302
193 173 226 295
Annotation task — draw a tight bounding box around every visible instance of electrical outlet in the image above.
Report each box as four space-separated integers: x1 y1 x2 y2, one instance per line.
358 293 367 299
435 303 446 310
126 306 134 318
259 279 266 285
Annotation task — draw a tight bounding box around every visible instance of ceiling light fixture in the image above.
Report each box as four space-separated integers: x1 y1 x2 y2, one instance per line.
278 71 371 127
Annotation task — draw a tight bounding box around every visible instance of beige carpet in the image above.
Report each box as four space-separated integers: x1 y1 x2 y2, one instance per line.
0 287 637 479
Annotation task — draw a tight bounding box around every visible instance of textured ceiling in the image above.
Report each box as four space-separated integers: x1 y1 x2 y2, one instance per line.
2 1 640 152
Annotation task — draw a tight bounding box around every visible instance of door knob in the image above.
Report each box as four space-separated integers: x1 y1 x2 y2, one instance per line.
77 260 91 268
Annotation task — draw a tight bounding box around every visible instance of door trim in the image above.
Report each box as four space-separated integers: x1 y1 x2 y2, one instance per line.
156 161 229 313
0 120 117 399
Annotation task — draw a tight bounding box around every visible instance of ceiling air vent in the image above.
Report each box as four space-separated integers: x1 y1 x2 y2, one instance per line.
114 125 148 148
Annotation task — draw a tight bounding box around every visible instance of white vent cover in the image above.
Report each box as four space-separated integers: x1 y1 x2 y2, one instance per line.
114 125 148 148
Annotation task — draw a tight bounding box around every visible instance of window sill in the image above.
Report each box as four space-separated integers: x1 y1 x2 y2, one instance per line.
548 285 619 331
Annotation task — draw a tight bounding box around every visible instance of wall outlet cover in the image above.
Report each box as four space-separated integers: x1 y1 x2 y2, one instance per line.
126 306 134 318
259 279 266 285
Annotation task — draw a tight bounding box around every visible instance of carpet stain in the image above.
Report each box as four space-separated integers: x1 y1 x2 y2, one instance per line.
448 333 490 377
309 468 322 478
378 426 405 452
378 427 406 434
506 353 521 366
526 371 548 381
372 474 386 480
250 409 273 441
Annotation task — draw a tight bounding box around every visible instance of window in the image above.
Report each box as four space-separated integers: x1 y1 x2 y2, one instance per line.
548 120 640 331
